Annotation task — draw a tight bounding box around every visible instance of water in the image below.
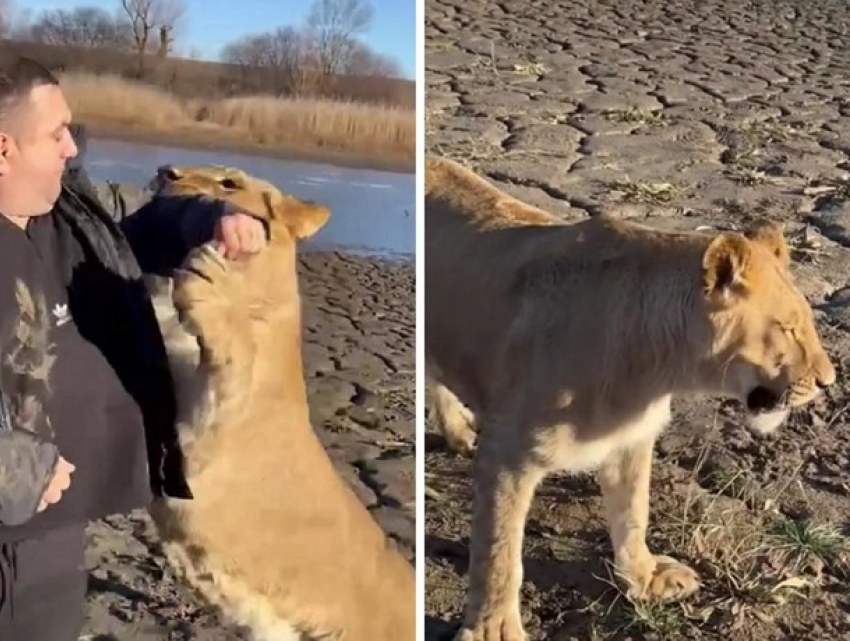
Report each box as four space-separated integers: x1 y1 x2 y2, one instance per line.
83 138 415 260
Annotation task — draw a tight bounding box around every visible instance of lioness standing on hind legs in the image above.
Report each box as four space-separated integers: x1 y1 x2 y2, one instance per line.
146 165 417 641
424 156 837 641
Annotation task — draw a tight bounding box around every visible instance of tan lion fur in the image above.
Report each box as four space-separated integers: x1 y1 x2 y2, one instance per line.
424 156 836 641
144 165 416 641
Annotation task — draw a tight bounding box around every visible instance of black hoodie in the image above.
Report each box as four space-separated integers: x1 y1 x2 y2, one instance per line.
0 125 237 543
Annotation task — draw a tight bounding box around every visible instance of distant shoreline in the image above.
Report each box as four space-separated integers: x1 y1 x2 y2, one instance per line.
59 72 415 175
84 120 415 175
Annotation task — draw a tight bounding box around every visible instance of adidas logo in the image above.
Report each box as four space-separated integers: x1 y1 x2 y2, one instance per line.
52 303 71 327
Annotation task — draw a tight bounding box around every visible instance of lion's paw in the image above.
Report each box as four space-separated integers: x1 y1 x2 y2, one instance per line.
624 555 701 601
172 244 234 340
443 419 477 457
435 389 477 456
454 611 526 641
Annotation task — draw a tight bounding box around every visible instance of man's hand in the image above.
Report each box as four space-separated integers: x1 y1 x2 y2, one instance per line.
37 457 75 513
214 213 267 260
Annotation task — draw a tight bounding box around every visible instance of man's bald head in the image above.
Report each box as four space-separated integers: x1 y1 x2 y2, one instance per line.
0 57 60 130
0 56 77 224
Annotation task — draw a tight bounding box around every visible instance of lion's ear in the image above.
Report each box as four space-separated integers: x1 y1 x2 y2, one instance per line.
745 220 790 267
277 201 330 239
702 233 752 304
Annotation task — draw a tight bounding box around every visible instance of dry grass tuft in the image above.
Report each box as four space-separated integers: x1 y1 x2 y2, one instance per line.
580 447 850 639
60 72 187 129
192 95 413 156
609 177 688 204
605 106 666 126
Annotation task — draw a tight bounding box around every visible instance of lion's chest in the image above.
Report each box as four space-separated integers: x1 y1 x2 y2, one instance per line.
545 395 673 473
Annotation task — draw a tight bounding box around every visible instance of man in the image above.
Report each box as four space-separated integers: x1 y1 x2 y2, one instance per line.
0 56 267 639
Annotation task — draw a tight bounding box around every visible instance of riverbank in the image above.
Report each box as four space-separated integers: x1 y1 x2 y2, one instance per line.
84 121 414 174
61 72 416 174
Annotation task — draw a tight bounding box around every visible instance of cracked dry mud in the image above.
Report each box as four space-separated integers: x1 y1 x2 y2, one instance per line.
80 252 415 639
426 0 850 639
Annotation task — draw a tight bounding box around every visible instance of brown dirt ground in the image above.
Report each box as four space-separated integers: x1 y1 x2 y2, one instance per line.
425 0 850 639
80 251 415 639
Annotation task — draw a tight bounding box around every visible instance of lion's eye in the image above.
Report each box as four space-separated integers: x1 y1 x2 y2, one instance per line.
776 323 795 338
220 178 239 189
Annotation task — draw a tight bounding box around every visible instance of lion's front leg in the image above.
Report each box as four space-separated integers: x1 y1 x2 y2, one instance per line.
456 430 544 641
598 437 700 601
172 244 254 382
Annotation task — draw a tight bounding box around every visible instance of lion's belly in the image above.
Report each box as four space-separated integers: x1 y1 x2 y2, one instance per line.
545 395 673 473
153 516 304 641
151 468 312 641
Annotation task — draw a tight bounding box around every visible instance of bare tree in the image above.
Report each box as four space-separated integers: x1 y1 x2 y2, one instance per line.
29 7 133 49
222 28 303 71
306 0 373 80
118 0 187 74
0 0 12 37
156 24 172 57
221 27 319 96
345 41 402 78
8 6 37 40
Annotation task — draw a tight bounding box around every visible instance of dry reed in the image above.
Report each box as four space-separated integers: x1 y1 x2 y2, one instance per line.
59 72 415 160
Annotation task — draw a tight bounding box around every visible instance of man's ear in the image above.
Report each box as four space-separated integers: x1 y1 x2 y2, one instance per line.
702 232 752 305
282 202 331 239
0 133 12 176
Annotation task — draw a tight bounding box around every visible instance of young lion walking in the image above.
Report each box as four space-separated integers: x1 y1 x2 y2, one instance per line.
425 156 836 641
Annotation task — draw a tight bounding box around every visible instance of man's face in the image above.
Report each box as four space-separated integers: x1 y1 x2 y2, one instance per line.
0 84 78 219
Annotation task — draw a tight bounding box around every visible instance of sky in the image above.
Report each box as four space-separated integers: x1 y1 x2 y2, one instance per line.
15 0 417 79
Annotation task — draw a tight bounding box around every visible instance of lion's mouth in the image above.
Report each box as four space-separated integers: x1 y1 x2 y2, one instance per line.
746 386 782 413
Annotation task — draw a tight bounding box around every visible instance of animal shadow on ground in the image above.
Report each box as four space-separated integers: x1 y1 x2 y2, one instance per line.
426 524 615 640
424 431 450 452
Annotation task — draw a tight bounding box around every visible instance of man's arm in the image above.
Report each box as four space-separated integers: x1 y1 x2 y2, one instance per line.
118 193 240 275
0 429 59 526
0 292 62 526
63 124 244 274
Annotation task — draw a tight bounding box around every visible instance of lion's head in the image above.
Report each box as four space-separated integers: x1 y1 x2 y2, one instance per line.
701 221 836 435
150 164 330 242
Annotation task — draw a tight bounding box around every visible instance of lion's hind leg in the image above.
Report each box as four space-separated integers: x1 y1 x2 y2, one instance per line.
432 382 477 456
